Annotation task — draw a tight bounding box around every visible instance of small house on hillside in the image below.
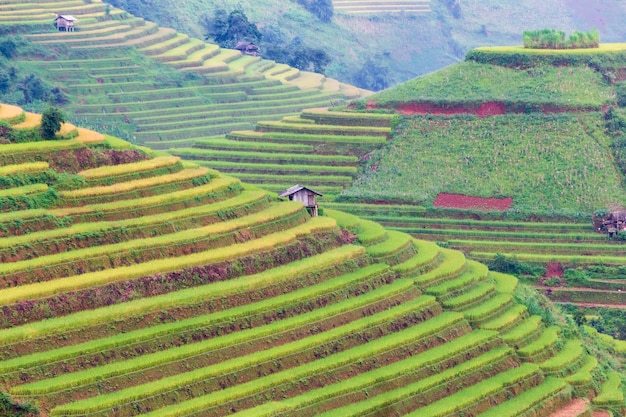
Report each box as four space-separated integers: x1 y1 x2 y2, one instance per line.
601 210 626 236
234 41 259 56
54 14 77 32
280 185 322 217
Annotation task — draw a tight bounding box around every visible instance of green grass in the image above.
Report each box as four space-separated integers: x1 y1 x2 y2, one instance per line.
0 212 333 305
565 355 597 385
481 304 527 331
413 248 467 286
425 260 488 296
318 361 539 417
0 162 48 175
194 137 314 152
501 315 543 344
50 300 452 415
195 160 358 175
50 176 240 219
110 312 468 417
593 371 624 406
365 230 412 257
10 264 394 394
342 113 624 214
539 339 583 373
233 336 505 417
0 244 364 349
0 183 47 197
442 281 495 309
369 61 614 107
392 239 441 275
229 130 388 144
168 148 358 165
0 190 269 249
476 377 567 417
517 326 560 358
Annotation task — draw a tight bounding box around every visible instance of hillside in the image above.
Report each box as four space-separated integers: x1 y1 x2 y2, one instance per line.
102 0 626 88
0 101 623 417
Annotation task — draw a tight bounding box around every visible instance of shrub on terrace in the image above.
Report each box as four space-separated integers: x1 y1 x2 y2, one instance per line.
39 106 65 141
523 29 599 49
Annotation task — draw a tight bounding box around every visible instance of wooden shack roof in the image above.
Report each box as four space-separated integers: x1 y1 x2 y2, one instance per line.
279 184 323 198
234 41 259 51
609 210 626 221
55 15 77 21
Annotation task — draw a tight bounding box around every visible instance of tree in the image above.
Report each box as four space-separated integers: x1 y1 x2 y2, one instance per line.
39 106 65 140
210 9 262 48
353 56 391 91
293 0 334 22
0 69 10 94
0 37 17 59
286 38 331 74
18 73 47 104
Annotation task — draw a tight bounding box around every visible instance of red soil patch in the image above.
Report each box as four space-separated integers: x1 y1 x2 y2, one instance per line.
593 411 611 417
544 262 564 278
433 193 513 211
366 101 507 118
365 101 594 117
549 398 588 417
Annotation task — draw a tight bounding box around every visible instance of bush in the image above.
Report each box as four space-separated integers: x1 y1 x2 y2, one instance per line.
39 106 65 141
523 29 599 49
616 81 626 107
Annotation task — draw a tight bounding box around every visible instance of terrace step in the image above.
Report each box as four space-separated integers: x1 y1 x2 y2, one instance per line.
7 264 403 398
47 298 454 415
517 326 560 363
476 377 570 417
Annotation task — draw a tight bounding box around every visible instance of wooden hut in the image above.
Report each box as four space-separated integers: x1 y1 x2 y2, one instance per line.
54 15 77 32
233 41 259 56
280 185 322 217
602 210 626 236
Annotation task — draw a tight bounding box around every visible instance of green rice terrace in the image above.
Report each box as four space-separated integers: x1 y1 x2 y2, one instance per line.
1 0 366 150
0 101 623 417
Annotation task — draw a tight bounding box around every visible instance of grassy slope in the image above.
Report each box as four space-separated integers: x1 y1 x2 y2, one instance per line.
343 112 625 213
107 0 626 88
338 55 625 215
368 61 615 106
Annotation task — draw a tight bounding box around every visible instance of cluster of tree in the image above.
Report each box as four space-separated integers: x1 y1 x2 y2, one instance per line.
290 0 334 23
0 36 68 106
523 29 599 49
201 8 332 74
263 36 331 74
351 56 391 91
605 107 626 179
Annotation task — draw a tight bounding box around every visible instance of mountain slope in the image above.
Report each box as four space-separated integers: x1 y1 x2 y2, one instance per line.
102 0 626 88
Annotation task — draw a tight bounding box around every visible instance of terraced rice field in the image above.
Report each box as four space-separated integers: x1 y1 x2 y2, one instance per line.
168 108 395 196
9 0 366 151
333 0 432 15
0 103 616 417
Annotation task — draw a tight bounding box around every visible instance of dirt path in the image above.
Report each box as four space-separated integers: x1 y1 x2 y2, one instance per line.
568 302 626 309
549 398 588 417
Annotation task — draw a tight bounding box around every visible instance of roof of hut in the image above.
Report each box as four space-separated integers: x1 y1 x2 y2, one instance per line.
279 184 323 198
55 14 77 21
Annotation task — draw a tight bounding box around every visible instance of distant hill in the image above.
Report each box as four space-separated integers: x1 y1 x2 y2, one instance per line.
102 0 626 89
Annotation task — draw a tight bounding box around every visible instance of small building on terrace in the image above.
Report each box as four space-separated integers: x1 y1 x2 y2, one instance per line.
54 14 77 31
280 185 322 217
601 210 626 236
233 41 259 56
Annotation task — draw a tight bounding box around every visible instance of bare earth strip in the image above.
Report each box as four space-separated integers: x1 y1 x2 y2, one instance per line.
549 398 587 417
